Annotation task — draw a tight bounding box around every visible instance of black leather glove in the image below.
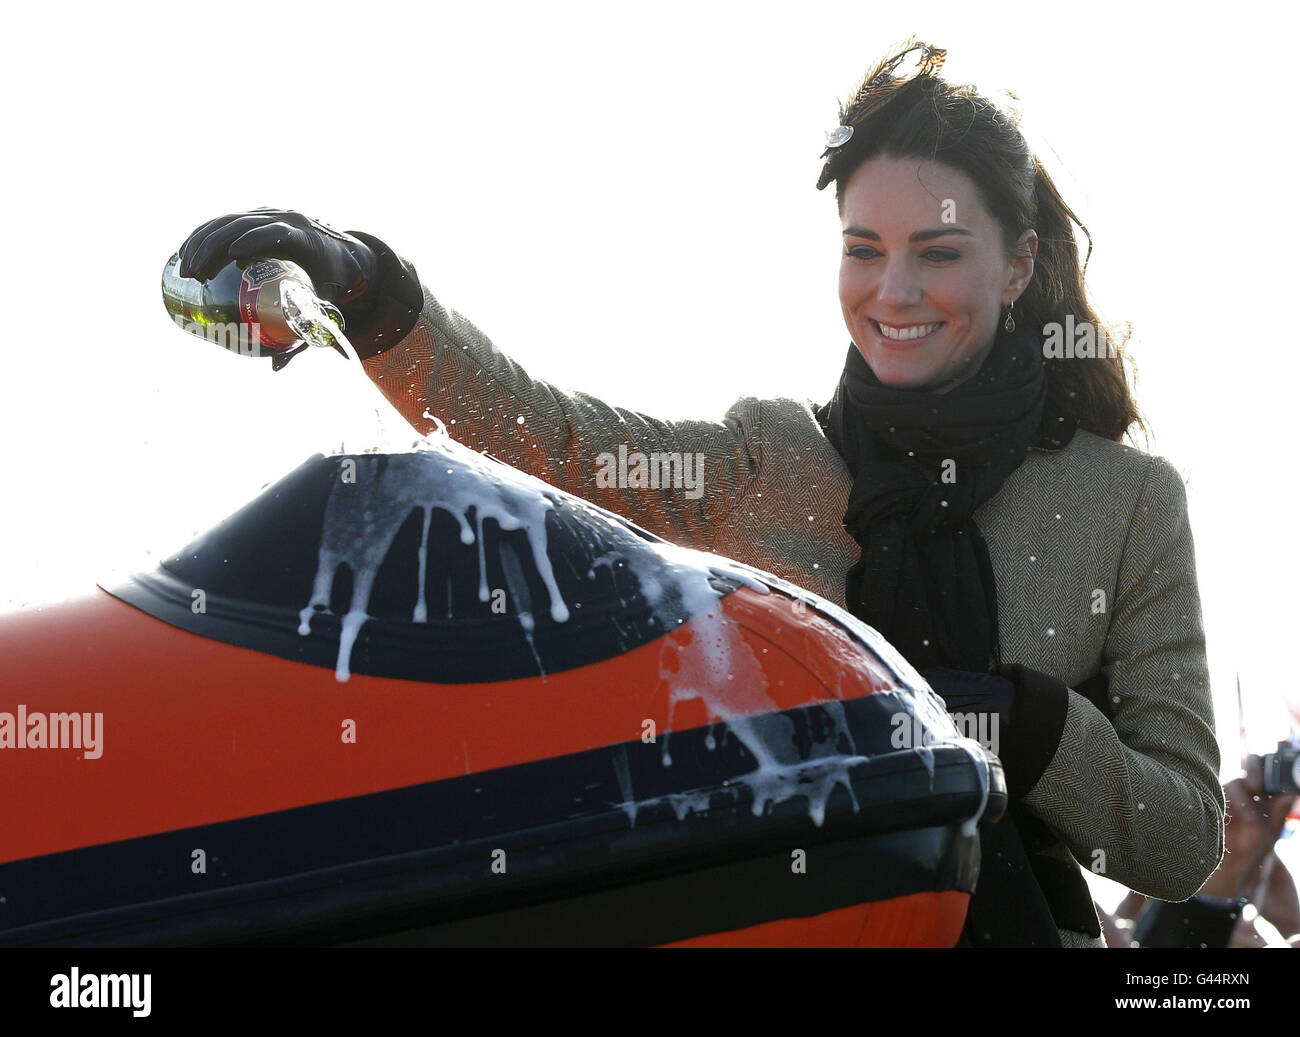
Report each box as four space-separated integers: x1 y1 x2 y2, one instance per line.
923 667 1016 718
922 664 1072 799
176 208 423 361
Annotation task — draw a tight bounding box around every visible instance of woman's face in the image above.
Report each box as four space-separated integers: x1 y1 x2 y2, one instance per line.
838 155 1037 392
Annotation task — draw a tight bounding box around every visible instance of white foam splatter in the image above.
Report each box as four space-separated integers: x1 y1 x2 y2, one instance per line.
293 430 989 833
613 541 872 826
297 437 571 681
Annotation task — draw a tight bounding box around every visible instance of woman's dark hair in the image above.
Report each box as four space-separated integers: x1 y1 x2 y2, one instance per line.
819 40 1141 442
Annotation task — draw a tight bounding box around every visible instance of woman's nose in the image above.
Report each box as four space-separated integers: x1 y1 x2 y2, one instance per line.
876 259 922 308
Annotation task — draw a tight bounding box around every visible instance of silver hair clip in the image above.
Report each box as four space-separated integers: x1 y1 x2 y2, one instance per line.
825 125 854 149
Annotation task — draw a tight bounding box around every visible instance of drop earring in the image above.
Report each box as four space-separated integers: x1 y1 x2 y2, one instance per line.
1003 300 1016 333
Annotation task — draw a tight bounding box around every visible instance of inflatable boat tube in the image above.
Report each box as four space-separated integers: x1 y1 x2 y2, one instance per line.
0 435 1003 946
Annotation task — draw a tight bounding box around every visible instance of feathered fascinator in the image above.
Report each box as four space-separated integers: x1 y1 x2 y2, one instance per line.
816 39 947 191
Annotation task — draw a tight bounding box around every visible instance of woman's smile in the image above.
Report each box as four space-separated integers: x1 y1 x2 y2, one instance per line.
869 318 947 347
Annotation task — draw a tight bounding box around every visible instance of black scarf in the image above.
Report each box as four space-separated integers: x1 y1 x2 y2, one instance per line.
816 323 1089 946
816 323 1060 673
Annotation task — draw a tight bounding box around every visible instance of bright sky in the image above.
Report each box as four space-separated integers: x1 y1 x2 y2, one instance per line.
4 0 1297 920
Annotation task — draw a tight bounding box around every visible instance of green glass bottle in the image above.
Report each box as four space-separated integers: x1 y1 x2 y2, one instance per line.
161 253 346 370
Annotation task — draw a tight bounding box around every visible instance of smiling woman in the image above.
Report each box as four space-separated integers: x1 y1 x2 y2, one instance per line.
810 41 1219 946
168 38 1223 948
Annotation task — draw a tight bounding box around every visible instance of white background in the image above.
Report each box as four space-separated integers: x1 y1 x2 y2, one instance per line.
3 0 1296 928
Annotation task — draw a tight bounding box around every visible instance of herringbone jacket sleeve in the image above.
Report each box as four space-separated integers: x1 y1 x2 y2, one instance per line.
1020 455 1225 901
360 285 762 552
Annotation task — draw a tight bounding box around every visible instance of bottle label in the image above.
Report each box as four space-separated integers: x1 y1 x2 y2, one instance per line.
237 260 299 351
241 259 286 290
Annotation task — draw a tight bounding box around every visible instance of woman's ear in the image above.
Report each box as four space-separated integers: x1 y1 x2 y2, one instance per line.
1008 229 1038 297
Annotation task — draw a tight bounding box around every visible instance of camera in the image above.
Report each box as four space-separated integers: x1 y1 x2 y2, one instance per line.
1261 748 1300 796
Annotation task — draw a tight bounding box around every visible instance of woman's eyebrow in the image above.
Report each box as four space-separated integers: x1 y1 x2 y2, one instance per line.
842 226 975 242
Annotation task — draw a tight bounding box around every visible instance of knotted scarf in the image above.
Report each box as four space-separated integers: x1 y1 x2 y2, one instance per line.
815 322 1088 946
816 323 1066 671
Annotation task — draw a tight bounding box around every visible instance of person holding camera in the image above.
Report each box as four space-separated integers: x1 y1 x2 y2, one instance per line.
174 40 1224 946
1109 750 1299 947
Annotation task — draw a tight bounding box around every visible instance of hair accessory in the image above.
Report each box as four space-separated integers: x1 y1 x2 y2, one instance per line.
860 41 947 96
825 125 854 149
816 40 948 190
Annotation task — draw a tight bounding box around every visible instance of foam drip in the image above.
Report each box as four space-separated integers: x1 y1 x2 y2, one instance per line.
614 540 870 827
297 438 572 681
288 405 988 831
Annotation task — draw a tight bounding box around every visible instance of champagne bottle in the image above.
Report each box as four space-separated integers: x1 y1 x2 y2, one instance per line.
161 253 347 370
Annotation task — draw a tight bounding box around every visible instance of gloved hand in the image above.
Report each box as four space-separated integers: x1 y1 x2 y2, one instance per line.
179 208 376 304
922 666 1016 719
176 208 423 360
922 663 1071 799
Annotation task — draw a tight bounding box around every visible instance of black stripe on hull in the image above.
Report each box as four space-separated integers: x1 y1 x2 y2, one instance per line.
0 695 1002 947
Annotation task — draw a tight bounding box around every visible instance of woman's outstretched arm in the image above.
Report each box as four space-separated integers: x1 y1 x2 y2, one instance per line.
169 210 762 553
362 281 764 552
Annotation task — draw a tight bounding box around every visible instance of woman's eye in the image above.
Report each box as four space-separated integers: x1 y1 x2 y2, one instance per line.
844 246 959 262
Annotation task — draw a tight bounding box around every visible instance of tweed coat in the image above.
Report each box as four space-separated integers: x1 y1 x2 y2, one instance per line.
361 285 1226 948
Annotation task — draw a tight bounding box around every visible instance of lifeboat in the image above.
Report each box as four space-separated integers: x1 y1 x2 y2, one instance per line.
0 435 1003 946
